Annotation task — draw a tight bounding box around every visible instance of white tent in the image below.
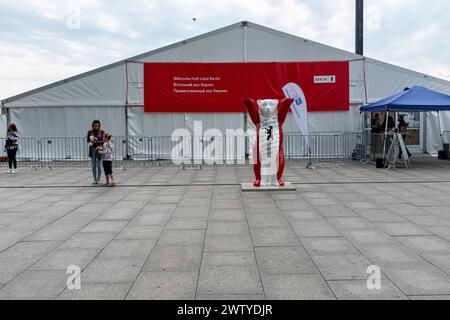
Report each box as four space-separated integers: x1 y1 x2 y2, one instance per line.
2 21 450 155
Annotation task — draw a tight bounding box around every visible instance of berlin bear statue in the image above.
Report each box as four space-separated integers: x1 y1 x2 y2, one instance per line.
243 98 294 188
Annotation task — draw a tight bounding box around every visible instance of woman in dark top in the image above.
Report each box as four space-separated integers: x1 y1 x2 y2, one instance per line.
87 120 105 184
4 123 19 174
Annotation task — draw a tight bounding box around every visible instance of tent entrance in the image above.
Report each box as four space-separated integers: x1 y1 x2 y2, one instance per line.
370 111 423 154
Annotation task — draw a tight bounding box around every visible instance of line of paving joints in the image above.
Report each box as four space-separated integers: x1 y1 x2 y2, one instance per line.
270 194 339 300
122 186 189 300
193 167 217 300
323 193 417 298
241 186 268 300
54 191 158 300
0 187 117 292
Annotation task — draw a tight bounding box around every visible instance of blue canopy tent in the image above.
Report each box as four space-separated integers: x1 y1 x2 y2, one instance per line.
360 86 450 163
360 86 450 113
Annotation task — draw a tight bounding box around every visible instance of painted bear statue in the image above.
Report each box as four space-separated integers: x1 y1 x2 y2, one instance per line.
243 98 294 188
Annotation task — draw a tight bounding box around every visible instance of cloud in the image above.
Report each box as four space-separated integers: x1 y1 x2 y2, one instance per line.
0 0 449 99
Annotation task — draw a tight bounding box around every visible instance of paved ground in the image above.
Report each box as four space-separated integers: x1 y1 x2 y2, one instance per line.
1 159 450 300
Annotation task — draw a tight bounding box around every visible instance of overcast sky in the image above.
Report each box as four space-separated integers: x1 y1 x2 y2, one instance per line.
0 0 449 100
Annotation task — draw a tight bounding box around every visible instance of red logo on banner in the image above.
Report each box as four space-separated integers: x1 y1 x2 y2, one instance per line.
144 62 349 113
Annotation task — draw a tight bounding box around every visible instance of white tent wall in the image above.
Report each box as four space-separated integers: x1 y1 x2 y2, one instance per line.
9 106 126 160
9 107 126 137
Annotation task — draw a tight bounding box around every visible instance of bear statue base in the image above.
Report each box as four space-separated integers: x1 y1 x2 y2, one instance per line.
241 182 297 192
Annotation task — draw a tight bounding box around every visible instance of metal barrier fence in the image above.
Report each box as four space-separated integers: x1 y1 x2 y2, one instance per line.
0 132 389 168
443 131 450 144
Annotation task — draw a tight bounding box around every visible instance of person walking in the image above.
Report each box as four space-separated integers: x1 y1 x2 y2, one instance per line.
87 120 105 184
4 123 19 174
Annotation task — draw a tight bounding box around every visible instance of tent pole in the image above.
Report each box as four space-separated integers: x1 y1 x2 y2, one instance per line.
383 111 389 160
438 111 443 146
395 112 399 130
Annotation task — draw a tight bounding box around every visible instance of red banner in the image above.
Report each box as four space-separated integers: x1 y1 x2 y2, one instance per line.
144 62 349 112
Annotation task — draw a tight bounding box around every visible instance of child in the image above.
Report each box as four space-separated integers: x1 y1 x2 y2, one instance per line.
98 133 116 187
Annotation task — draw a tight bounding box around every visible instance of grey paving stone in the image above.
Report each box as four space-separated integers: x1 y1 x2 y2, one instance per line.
328 279 408 300
0 241 61 284
115 225 164 240
383 264 450 296
57 283 132 300
151 195 183 204
213 200 243 210
376 222 432 236
96 208 140 221
204 234 253 252
99 240 156 259
206 222 249 237
409 295 450 300
198 263 263 295
313 205 357 218
395 236 450 254
250 227 300 247
81 257 145 283
157 230 205 246
58 232 116 249
80 221 128 233
143 245 203 272
340 229 396 246
284 210 324 221
262 274 336 300
166 218 207 230
127 271 197 300
25 223 82 241
0 271 67 300
209 209 246 222
255 247 318 275
290 220 342 238
361 244 428 267
301 237 360 256
130 212 172 226
327 217 375 230
29 248 100 271
358 210 407 223
201 252 256 267
172 206 210 219
420 253 450 274
247 214 291 228
311 254 373 281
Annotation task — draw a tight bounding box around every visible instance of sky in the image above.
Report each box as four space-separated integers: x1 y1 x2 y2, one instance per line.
0 0 449 100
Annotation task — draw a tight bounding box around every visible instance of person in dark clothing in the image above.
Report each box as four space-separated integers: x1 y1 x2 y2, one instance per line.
371 113 381 133
4 123 19 174
382 115 395 131
398 115 412 159
87 120 105 184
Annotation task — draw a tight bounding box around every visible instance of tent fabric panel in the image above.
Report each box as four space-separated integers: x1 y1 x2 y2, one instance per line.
4 65 126 108
9 106 126 138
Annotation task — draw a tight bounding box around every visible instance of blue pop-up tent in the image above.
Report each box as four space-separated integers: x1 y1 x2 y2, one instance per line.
360 86 450 113
360 86 450 162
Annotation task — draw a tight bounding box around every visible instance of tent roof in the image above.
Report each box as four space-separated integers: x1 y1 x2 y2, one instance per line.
360 86 450 112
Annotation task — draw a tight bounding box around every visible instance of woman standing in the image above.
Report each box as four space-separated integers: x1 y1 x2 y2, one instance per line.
87 120 105 184
4 123 19 174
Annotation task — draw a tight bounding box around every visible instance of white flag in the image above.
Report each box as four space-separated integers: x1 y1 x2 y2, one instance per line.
282 83 310 146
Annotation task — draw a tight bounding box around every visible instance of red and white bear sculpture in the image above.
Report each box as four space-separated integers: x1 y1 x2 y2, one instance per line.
243 98 294 188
